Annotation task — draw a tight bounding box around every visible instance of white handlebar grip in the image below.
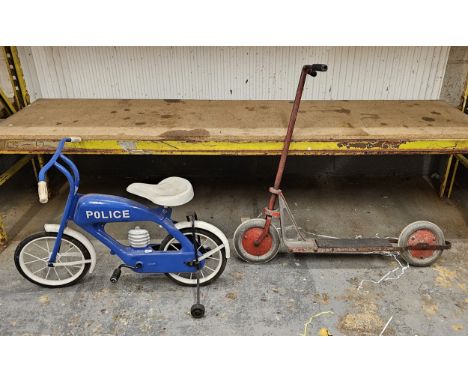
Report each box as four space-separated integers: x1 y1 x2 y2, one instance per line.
70 137 82 142
38 181 49 204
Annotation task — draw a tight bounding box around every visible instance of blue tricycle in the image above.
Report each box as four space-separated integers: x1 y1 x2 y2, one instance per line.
14 137 230 318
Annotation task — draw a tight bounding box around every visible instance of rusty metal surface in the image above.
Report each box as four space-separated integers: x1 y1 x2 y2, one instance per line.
285 238 451 254
316 237 395 248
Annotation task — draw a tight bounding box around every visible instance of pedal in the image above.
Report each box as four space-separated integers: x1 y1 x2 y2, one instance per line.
110 263 142 283
110 267 121 283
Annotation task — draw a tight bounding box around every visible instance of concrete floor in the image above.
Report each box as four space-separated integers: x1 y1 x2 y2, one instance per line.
0 162 467 335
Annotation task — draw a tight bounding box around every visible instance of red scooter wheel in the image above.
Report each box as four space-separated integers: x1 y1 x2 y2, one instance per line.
233 218 280 263
398 221 445 266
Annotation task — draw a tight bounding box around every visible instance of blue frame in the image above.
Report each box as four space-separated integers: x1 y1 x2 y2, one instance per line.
39 138 201 274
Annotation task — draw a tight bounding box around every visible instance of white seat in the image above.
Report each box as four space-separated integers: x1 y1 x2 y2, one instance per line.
127 177 194 207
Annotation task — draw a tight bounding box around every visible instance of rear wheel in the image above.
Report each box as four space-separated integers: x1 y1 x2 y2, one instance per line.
161 228 227 286
398 221 445 266
233 218 281 263
14 232 91 288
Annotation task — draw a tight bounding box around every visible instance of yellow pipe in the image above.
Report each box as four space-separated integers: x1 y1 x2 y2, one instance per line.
447 158 460 198
0 154 32 186
0 217 6 246
0 86 16 114
462 71 468 114
30 157 39 182
2 47 29 109
455 154 468 169
10 47 29 106
439 155 453 198
36 154 46 168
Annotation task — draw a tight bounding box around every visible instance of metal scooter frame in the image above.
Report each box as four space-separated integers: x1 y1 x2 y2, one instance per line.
277 189 397 253
253 64 451 257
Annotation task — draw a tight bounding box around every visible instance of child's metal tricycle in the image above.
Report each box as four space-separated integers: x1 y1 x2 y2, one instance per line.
233 64 451 266
14 137 230 318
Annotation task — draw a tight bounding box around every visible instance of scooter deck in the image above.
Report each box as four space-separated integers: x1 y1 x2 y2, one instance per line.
314 237 396 253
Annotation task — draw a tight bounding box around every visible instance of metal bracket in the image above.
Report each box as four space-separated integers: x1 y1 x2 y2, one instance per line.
278 191 309 244
263 207 280 218
268 187 282 195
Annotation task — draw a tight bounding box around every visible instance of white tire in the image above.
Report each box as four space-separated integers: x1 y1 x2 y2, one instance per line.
14 232 91 287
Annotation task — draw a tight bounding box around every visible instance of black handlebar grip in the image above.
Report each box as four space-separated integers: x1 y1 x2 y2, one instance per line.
311 64 328 72
303 64 328 76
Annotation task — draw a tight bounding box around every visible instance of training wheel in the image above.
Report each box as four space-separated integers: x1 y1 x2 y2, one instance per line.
398 220 445 267
191 303 205 319
233 218 281 263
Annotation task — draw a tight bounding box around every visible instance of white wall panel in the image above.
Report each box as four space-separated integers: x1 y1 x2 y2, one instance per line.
18 46 450 102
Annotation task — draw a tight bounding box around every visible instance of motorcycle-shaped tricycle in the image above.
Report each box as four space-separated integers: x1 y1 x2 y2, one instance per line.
14 137 230 318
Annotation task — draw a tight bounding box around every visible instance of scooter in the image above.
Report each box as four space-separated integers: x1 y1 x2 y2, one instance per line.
233 64 451 266
14 137 230 318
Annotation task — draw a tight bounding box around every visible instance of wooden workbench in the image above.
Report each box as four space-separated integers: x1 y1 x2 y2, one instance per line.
1 99 468 155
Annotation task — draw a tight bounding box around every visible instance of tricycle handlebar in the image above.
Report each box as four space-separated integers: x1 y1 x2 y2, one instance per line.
37 137 81 203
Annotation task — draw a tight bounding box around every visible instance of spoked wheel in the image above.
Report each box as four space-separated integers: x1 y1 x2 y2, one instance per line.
233 218 281 263
398 221 446 266
160 228 227 286
14 232 91 288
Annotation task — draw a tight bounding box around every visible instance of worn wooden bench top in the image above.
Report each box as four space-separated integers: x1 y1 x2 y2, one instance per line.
1 99 468 155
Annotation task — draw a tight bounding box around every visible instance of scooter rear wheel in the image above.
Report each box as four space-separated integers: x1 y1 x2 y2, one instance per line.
398 221 445 266
233 218 281 263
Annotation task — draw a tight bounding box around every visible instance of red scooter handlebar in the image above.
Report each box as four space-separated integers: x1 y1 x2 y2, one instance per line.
254 63 328 246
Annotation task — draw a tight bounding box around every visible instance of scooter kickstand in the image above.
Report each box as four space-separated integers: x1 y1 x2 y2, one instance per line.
189 212 205 319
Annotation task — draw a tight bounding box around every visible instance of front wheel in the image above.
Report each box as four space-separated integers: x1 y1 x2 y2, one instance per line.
233 218 281 263
14 232 91 288
161 227 228 286
398 221 446 266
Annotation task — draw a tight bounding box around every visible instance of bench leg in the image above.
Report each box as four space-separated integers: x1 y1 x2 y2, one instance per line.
0 216 6 247
447 158 460 199
440 154 467 198
0 154 33 246
439 155 453 198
